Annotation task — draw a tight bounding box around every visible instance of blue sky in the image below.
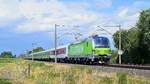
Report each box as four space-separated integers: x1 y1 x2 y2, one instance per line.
0 0 150 55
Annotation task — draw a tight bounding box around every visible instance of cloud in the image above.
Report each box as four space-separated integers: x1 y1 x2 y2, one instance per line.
0 0 20 18
0 0 117 34
15 0 114 33
15 0 140 35
0 0 22 27
0 0 149 35
15 0 98 33
94 0 112 8
114 0 150 29
115 6 140 28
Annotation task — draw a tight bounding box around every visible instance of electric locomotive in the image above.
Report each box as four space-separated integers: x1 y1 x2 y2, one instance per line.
68 35 111 63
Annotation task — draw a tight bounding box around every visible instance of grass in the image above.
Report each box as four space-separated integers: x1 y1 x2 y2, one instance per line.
0 79 11 84
0 58 17 63
0 59 149 84
117 72 127 84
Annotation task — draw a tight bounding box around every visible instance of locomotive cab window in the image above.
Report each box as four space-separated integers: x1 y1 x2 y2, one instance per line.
93 36 109 48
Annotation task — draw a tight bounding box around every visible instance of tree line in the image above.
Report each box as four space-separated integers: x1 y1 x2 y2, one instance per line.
0 51 16 58
19 47 45 58
0 47 44 58
113 8 150 64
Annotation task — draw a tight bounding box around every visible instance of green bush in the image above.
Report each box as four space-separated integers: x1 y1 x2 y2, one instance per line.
109 51 118 64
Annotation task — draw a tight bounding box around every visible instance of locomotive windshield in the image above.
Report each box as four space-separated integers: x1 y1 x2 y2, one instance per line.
93 37 109 48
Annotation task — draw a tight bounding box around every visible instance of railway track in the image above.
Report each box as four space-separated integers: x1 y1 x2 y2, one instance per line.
34 59 150 70
105 64 150 70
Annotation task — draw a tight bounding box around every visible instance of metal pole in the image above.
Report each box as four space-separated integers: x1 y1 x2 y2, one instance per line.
26 50 28 59
55 24 57 63
32 43 34 62
118 25 122 64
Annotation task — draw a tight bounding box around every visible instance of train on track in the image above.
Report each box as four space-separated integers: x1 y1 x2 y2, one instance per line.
26 35 115 64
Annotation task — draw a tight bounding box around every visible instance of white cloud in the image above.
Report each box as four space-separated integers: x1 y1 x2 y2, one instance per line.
94 0 112 8
63 2 90 11
0 0 149 35
15 0 98 33
86 1 145 36
114 4 142 29
0 0 20 18
19 0 65 19
0 0 22 26
0 0 113 33
117 8 129 18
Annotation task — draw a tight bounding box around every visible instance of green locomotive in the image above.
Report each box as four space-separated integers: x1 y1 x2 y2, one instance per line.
68 35 111 63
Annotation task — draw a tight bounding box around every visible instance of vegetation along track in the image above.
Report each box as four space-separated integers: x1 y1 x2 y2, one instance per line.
33 60 150 78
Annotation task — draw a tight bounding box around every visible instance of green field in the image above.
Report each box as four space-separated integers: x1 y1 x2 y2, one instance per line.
0 59 149 84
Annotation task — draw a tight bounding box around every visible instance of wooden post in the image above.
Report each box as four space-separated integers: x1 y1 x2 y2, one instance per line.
28 64 31 77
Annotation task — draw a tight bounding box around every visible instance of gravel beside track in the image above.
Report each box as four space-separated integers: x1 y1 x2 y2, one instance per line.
91 65 150 78
107 64 150 70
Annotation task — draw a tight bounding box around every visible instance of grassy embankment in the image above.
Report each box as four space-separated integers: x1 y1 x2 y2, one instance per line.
0 58 149 84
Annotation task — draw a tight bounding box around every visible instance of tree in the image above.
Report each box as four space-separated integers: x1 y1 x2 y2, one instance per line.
113 28 140 64
32 47 45 53
26 47 45 55
113 8 150 64
0 51 15 58
137 8 150 64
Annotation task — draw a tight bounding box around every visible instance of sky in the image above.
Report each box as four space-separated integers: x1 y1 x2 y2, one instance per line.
0 0 150 55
